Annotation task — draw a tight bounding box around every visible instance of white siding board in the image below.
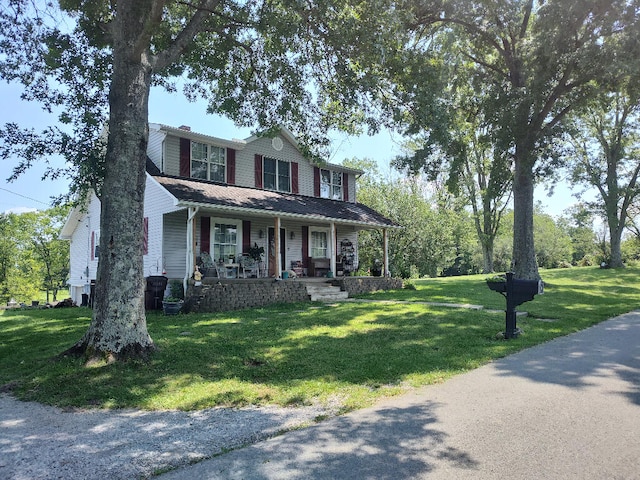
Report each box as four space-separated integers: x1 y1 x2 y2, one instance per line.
147 127 165 170
65 194 101 304
143 176 180 276
164 135 181 176
163 210 188 279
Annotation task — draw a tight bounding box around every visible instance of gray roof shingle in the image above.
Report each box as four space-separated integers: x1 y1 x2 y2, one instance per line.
153 175 398 228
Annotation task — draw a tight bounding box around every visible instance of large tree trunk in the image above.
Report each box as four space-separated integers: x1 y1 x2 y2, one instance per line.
609 222 624 268
65 3 154 360
512 148 540 280
481 239 495 274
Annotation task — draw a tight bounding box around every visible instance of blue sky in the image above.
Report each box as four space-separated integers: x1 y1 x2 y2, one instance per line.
0 80 575 216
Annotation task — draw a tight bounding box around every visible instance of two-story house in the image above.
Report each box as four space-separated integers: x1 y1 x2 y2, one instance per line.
61 123 397 306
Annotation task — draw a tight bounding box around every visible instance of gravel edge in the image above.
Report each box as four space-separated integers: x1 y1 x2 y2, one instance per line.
0 394 331 479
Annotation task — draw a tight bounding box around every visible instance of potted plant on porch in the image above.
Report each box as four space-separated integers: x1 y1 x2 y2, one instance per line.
248 242 265 261
162 280 184 315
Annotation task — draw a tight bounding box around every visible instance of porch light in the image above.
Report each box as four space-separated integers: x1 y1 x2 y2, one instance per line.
258 229 264 238
290 231 295 240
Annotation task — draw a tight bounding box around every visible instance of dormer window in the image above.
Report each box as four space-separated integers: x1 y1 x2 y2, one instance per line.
191 141 226 183
320 169 342 200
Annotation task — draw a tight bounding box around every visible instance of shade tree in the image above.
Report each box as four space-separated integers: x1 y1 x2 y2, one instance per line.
564 91 640 268
378 0 640 279
0 0 403 360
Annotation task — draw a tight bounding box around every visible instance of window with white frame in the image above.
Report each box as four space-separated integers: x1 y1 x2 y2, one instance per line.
191 141 226 182
310 230 328 258
212 222 238 263
264 157 290 193
320 169 342 200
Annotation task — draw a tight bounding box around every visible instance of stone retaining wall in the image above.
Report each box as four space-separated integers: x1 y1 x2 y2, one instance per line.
185 279 309 313
333 276 404 295
184 276 404 313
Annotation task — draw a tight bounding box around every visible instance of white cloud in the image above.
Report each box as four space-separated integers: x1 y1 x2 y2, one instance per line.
4 206 39 214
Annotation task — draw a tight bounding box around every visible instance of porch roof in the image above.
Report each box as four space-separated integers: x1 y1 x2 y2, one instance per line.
153 175 399 229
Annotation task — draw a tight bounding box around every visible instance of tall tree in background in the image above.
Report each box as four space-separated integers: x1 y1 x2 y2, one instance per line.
559 204 598 265
0 208 68 303
23 207 70 302
392 30 512 274
0 1 398 360
346 158 462 277
391 0 640 279
566 91 640 268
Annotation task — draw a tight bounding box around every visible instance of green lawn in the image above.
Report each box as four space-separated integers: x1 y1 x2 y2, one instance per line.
1 266 639 413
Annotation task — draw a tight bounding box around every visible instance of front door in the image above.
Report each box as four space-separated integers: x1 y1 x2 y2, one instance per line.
268 227 286 277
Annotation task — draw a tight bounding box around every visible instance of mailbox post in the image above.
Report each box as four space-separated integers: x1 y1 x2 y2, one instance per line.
488 272 544 339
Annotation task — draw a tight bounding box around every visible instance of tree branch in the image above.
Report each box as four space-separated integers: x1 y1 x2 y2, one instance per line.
152 0 224 71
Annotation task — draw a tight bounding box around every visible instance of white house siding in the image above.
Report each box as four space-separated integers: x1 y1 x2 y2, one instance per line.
163 134 181 177
65 176 180 304
147 126 165 171
347 173 356 203
143 175 181 277
66 193 101 304
163 210 188 280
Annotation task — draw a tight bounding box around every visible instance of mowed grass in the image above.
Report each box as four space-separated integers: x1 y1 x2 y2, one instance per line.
1 266 639 412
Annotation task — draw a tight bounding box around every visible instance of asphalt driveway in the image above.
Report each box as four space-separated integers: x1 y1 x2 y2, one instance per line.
159 311 640 480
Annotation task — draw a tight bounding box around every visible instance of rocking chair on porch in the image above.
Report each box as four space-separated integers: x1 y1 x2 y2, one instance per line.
239 254 260 278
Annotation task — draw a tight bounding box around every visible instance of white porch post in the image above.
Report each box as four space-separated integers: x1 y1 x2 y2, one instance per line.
383 228 389 277
275 216 282 278
330 221 336 277
184 207 199 293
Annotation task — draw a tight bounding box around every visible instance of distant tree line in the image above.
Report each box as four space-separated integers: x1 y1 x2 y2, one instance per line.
350 159 640 278
0 206 69 304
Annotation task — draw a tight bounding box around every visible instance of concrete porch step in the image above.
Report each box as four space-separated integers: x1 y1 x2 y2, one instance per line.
305 283 349 302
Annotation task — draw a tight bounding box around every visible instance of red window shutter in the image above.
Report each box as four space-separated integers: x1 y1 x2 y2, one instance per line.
255 154 263 188
143 217 149 255
313 167 320 197
179 138 190 177
301 226 309 267
90 231 95 261
291 162 299 194
343 173 349 202
242 220 251 253
200 217 210 253
226 148 236 184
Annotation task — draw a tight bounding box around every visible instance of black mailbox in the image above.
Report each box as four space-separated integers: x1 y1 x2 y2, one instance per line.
487 272 544 339
510 278 544 307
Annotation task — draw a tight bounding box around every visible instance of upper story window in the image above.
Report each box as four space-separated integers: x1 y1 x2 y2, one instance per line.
264 157 290 193
191 141 226 183
320 169 342 200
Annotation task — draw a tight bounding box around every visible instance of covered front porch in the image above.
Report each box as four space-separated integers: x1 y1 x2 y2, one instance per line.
181 209 393 282
153 175 398 293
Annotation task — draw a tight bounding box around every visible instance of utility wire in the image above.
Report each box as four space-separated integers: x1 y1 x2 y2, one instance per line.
0 186 49 206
